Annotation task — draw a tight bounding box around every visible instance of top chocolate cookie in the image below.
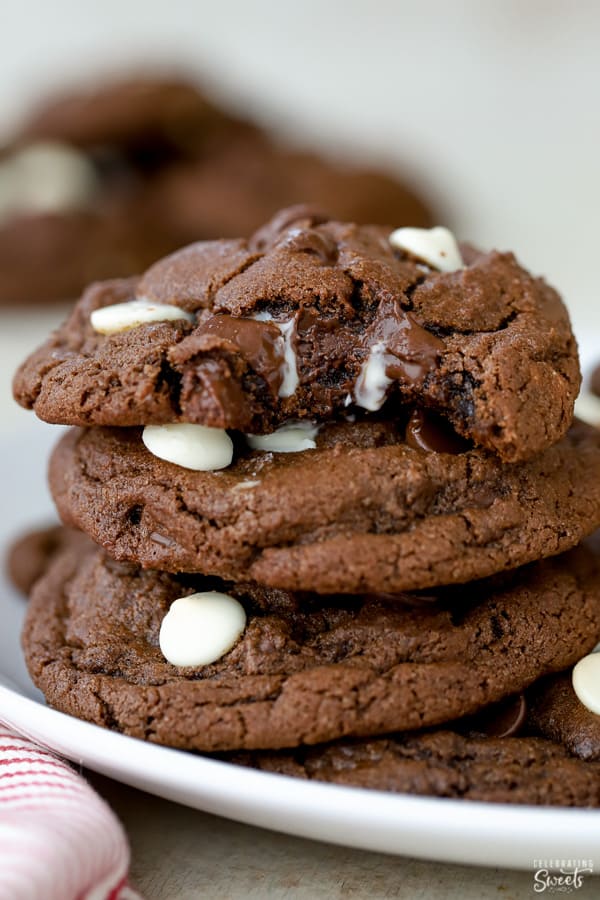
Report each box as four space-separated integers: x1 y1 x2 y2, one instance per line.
13 207 579 461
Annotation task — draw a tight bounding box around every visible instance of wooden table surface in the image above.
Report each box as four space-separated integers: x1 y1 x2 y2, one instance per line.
88 774 598 899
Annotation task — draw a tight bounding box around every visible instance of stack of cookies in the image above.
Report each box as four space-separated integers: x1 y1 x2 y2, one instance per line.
12 206 600 805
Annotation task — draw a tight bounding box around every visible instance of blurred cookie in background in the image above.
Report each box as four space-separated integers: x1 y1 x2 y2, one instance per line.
0 74 435 305
17 76 249 158
148 134 433 244
0 76 257 305
591 364 600 398
573 364 600 427
6 522 88 596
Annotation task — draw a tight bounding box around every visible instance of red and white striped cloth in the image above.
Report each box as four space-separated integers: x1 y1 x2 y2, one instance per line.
0 726 138 900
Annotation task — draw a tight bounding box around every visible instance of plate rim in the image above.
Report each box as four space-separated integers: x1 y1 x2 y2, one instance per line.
1 675 599 872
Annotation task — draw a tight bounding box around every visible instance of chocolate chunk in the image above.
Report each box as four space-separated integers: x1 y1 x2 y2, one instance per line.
459 694 528 739
365 297 443 387
200 315 285 395
405 409 470 454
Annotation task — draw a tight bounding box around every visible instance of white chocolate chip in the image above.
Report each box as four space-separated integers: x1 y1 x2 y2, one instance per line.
252 311 299 397
354 341 393 411
572 652 600 716
159 592 246 667
278 318 299 397
574 392 600 426
91 297 194 335
150 531 177 547
0 141 99 224
389 226 464 272
232 479 261 491
142 423 233 471
246 422 319 453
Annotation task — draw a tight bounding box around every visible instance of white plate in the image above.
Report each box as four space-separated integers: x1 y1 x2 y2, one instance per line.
1 422 600 872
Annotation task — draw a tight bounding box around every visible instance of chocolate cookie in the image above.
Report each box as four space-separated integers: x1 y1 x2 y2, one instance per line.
234 731 600 806
19 79 431 231
147 136 434 244
529 674 600 762
22 538 600 751
0 78 226 306
591 364 600 398
13 208 579 462
2 75 434 306
6 523 88 596
18 76 243 158
0 208 167 307
49 420 600 593
0 76 233 306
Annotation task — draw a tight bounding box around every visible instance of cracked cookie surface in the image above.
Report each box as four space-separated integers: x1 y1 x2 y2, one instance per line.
13 206 580 462
22 533 600 751
49 419 600 593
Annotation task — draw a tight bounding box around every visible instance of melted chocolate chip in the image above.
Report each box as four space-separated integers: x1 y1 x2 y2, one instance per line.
405 408 470 454
201 315 284 395
180 357 251 428
295 306 349 354
362 590 442 609
460 694 528 739
364 298 444 388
